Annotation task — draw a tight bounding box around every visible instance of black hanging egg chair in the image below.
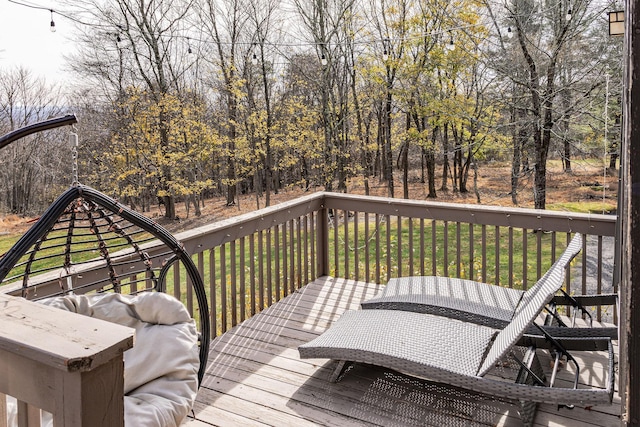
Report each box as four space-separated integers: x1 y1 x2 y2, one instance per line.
0 115 210 426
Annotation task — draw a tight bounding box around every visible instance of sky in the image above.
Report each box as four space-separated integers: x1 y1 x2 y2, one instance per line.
0 0 75 86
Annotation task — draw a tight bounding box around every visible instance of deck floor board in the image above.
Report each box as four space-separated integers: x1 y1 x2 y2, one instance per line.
189 276 620 426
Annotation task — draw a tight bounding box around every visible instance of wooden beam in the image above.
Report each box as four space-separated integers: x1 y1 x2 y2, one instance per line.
621 0 640 424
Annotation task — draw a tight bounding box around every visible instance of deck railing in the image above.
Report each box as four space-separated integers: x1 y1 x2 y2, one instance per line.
0 191 618 425
2 191 618 337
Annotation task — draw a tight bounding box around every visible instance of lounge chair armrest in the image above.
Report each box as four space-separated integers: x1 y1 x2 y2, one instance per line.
549 291 618 328
519 332 613 352
551 293 619 308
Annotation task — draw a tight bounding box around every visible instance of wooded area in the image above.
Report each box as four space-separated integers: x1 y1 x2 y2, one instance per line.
0 0 623 218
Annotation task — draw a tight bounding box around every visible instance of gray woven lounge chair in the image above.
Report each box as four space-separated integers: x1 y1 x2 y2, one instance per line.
361 234 584 329
299 232 615 425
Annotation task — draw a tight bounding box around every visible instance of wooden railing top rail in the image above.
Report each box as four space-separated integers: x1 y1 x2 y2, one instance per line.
319 192 617 236
175 192 325 254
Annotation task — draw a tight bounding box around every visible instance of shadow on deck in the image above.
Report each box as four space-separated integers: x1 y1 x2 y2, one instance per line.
187 276 620 427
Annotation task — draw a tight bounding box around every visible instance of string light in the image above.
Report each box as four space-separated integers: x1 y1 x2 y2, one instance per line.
446 36 455 51
187 37 192 54
252 43 258 64
566 9 572 21
321 53 328 66
507 27 513 39
382 38 389 61
50 9 56 33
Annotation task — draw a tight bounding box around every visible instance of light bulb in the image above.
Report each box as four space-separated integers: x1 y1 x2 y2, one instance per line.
383 49 388 61
50 10 56 33
321 54 327 66
252 53 258 65
446 38 455 51
566 9 572 21
507 27 513 39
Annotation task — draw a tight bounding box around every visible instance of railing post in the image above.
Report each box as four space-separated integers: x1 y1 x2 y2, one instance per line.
0 294 134 426
317 199 329 277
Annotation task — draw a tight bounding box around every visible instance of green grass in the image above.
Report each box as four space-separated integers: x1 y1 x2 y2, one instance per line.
328 217 569 290
0 212 584 337
548 200 617 214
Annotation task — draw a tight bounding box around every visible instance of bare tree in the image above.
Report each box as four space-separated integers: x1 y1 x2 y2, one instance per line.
197 0 252 207
66 0 195 218
293 0 357 192
245 0 283 207
0 67 68 214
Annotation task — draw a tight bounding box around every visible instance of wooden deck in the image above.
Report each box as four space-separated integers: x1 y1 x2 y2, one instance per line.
185 276 621 427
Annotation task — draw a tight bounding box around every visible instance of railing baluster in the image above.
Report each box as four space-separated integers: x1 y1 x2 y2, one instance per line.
431 220 437 276
397 215 402 278
495 226 500 286
130 273 138 294
303 214 309 285
266 229 273 307
186 265 193 317
173 262 181 302
386 214 392 283
354 211 360 281
283 219 295 296
230 240 237 326
456 222 461 278
220 243 227 333
481 225 487 283
289 218 295 294
344 210 350 280
209 248 217 337
296 217 302 291
443 220 449 277
419 219 425 276
508 227 514 289
282 221 288 298
408 217 414 277
311 210 318 279
364 212 370 283
536 230 543 280
333 211 339 277
258 230 265 311
249 234 256 316
469 223 475 281
239 236 246 322
597 235 603 321
275 225 281 301
522 229 528 290
375 213 381 284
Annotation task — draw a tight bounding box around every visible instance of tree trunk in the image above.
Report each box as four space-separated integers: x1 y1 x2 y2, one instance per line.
441 122 449 192
384 86 394 198
426 125 438 198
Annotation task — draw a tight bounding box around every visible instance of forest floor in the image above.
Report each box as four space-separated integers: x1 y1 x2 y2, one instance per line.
0 160 619 236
